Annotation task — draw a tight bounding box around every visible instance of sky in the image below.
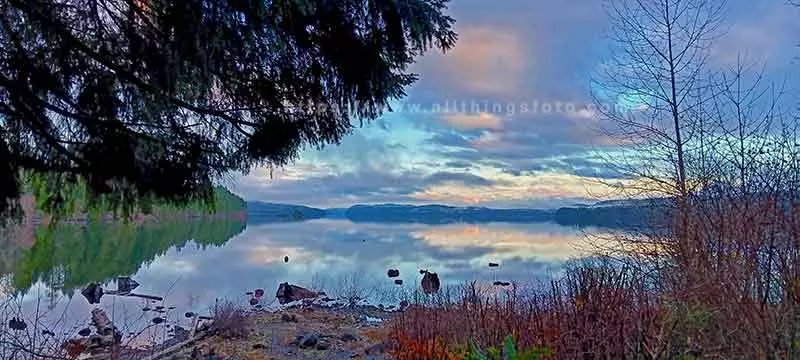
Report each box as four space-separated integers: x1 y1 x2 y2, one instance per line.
233 0 800 209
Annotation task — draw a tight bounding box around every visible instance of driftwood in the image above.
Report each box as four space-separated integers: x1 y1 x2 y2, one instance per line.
81 282 164 304
140 313 212 360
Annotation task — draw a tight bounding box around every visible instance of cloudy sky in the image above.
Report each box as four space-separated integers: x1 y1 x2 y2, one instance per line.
233 0 800 209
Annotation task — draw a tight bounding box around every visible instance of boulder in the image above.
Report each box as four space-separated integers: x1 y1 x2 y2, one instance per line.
387 269 400 278
276 283 318 304
421 271 440 294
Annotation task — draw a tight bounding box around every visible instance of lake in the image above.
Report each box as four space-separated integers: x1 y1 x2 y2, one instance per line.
0 218 607 341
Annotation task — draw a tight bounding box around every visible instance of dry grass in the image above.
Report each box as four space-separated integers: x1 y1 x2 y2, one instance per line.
210 300 251 340
388 258 664 359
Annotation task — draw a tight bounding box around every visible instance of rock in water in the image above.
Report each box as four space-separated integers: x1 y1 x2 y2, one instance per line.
284 256 289 263
81 283 104 304
394 279 403 285
387 269 400 278
488 262 499 267
276 283 318 304
116 276 139 294
8 318 27 331
421 271 440 294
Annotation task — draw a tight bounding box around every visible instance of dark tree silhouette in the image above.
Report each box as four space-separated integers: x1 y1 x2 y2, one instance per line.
0 0 456 217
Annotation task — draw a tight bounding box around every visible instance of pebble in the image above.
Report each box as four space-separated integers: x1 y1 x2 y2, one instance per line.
298 334 319 349
316 340 331 350
365 342 387 355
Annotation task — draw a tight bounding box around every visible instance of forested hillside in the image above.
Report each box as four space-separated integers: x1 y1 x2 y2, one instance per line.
21 172 245 220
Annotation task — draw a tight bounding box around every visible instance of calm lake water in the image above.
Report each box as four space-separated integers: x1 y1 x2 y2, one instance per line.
0 218 606 340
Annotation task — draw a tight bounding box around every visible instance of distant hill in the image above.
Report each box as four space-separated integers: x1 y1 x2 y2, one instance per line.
344 204 552 224
246 202 326 224
245 200 669 229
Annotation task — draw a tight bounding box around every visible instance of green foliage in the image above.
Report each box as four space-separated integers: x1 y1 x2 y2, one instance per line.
0 0 457 219
466 336 552 360
23 170 244 220
10 218 245 294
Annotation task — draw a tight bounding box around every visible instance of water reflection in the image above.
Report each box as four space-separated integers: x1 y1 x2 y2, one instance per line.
1 218 605 339
5 218 247 294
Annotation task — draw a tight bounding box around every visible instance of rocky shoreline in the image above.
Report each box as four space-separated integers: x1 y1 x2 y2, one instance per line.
149 300 397 360
76 282 406 360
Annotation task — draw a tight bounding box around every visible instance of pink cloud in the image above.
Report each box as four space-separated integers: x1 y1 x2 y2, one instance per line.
470 130 507 149
442 112 503 130
431 26 526 97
